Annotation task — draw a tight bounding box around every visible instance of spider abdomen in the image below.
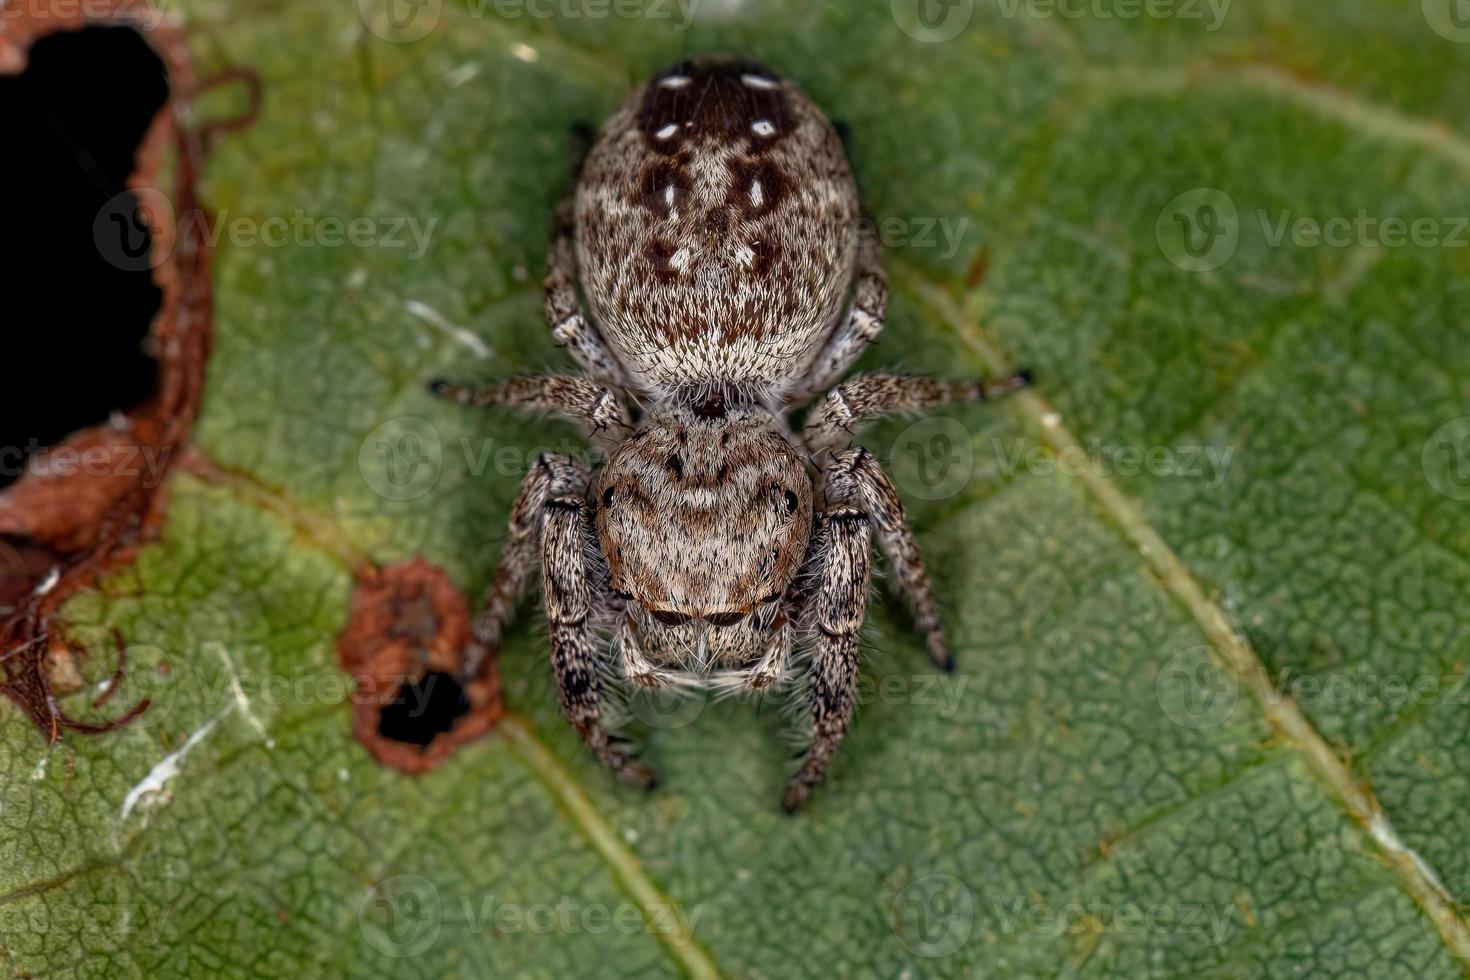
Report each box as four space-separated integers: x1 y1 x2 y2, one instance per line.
575 56 860 396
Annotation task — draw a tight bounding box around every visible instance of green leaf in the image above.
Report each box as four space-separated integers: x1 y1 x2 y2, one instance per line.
6 1 1470 976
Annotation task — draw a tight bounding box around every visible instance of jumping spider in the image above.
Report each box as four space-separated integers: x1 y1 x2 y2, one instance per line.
432 56 1028 811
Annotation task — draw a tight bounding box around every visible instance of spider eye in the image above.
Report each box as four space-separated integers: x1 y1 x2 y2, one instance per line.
783 489 799 514
602 487 615 508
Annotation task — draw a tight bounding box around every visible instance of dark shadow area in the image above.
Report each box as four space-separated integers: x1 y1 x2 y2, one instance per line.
378 671 471 748
0 25 169 489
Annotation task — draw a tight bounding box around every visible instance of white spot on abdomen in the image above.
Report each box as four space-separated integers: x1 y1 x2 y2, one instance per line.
659 75 691 89
656 123 679 140
749 180 764 208
741 73 777 90
752 120 776 137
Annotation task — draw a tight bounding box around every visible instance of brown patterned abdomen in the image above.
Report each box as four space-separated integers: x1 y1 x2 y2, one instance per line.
575 57 860 396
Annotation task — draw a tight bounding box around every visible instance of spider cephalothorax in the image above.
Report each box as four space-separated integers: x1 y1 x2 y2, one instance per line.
594 404 812 622
432 56 1027 811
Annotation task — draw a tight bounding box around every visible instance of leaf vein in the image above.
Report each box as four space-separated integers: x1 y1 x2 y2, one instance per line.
901 269 1470 972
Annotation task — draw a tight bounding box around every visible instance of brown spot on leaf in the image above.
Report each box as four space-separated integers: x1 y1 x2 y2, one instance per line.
336 559 501 774
0 4 260 742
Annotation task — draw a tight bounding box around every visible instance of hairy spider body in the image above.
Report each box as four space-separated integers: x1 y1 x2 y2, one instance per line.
432 56 1028 811
575 57 858 395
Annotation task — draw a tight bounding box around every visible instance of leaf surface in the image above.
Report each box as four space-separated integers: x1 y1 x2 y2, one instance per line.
5 2 1470 977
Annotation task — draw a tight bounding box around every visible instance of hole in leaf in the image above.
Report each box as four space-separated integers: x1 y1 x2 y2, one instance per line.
377 671 470 748
337 559 502 773
0 25 168 489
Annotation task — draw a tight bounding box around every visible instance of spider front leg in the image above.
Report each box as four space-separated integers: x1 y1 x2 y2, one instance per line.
617 614 674 690
464 453 586 666
829 448 953 671
429 374 632 447
747 611 791 691
802 372 1032 459
784 509 871 813
541 495 656 790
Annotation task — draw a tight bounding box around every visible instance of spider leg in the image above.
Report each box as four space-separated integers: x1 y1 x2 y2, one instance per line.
746 610 791 691
617 613 674 689
783 508 870 813
787 228 886 405
429 374 632 446
545 197 632 389
542 494 656 790
802 371 1031 459
828 448 951 671
463 454 587 672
